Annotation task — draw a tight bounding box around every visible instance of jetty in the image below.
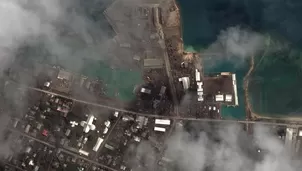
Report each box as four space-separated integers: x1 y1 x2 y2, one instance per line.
243 55 254 132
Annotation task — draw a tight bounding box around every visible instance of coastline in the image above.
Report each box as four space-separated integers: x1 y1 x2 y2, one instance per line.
170 0 302 122
173 0 184 52
245 53 302 121
244 55 302 122
251 112 302 122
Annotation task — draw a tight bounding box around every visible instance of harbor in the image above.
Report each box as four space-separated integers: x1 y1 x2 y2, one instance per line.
176 0 302 120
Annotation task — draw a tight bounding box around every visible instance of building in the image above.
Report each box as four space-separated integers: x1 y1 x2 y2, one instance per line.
141 87 151 94
152 7 160 27
179 77 190 90
79 149 89 156
285 127 298 153
225 94 233 102
195 70 204 102
296 129 302 155
136 116 147 129
144 59 164 69
202 72 238 106
52 70 74 93
93 137 104 152
215 95 224 102
155 119 171 125
159 86 167 96
80 114 96 133
57 70 72 81
197 82 203 92
154 127 166 132
232 74 239 106
195 69 201 82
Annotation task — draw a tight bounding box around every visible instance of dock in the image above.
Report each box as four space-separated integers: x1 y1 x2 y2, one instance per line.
244 55 255 133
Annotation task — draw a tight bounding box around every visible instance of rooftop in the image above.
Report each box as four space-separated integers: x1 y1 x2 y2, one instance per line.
57 70 72 81
144 58 164 68
203 73 237 106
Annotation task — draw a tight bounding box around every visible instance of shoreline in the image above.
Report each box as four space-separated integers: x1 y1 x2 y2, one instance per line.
251 112 302 122
168 0 302 122
167 1 302 122
173 0 184 52
245 56 302 122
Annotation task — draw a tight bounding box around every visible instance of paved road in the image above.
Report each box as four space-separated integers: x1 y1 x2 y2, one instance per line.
93 115 122 161
7 128 118 171
4 162 25 171
162 48 179 116
16 84 302 127
159 23 179 116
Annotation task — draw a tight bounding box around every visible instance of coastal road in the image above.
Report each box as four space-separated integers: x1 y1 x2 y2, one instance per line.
155 9 183 165
162 46 179 116
14 83 302 127
161 35 180 116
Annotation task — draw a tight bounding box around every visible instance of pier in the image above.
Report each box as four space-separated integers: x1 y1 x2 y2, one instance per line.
244 55 255 132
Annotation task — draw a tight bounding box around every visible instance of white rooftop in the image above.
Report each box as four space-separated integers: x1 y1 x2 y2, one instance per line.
57 70 72 80
197 82 203 86
225 94 233 102
155 119 171 125
195 69 201 82
197 82 203 91
198 96 204 102
215 94 224 102
179 77 190 90
80 114 96 133
93 137 104 152
154 127 166 132
141 87 151 94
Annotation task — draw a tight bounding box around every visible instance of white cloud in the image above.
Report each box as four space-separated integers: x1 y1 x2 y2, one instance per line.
130 123 300 171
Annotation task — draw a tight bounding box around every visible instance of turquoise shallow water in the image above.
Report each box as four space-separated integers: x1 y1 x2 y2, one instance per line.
81 60 142 102
176 0 252 119
18 0 142 102
249 50 302 117
177 0 302 119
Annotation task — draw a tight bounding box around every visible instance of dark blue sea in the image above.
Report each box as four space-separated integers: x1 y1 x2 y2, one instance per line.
177 0 302 119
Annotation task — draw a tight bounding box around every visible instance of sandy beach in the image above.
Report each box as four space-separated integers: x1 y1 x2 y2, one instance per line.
251 112 302 122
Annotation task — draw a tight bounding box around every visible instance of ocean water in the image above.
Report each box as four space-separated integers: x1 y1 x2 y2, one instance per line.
176 0 254 119
177 0 302 118
249 50 302 117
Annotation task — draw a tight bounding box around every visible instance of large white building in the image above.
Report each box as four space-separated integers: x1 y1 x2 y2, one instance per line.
195 69 201 82
154 127 166 132
93 137 104 152
195 69 204 102
80 114 96 133
155 119 171 125
179 77 190 90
